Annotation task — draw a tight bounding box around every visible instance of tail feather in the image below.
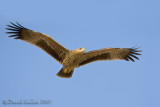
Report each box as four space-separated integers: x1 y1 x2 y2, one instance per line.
56 68 74 78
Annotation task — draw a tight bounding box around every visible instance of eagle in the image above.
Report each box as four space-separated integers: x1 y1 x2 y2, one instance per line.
6 22 141 78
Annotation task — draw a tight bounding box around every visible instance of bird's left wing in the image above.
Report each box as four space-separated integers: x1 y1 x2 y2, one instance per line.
6 22 69 63
79 48 141 66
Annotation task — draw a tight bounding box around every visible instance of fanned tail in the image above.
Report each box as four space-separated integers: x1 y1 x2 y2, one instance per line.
56 68 74 78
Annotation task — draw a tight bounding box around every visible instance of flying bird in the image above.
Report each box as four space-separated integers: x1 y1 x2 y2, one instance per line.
6 22 141 78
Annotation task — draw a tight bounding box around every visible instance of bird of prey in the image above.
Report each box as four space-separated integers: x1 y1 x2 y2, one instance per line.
6 22 141 78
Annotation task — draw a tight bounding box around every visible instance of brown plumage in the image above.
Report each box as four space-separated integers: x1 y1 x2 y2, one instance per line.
79 48 141 66
6 22 142 78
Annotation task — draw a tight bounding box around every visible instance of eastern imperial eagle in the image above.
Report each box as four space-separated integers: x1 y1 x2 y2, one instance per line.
6 22 141 78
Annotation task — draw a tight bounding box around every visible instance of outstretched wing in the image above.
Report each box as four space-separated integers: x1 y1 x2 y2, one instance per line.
79 48 141 66
6 22 69 63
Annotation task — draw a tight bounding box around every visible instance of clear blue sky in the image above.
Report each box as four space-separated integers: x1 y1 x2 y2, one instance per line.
0 0 160 107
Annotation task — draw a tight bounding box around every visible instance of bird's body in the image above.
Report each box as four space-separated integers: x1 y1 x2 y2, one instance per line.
57 48 86 77
63 52 80 70
6 22 141 78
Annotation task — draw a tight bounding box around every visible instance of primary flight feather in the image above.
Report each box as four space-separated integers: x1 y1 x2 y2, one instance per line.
6 22 141 78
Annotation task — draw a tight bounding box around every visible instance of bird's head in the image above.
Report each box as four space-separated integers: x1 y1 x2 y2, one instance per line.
73 48 86 54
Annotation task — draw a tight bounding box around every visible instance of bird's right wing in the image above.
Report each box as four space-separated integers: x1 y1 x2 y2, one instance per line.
6 22 69 63
79 48 141 66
